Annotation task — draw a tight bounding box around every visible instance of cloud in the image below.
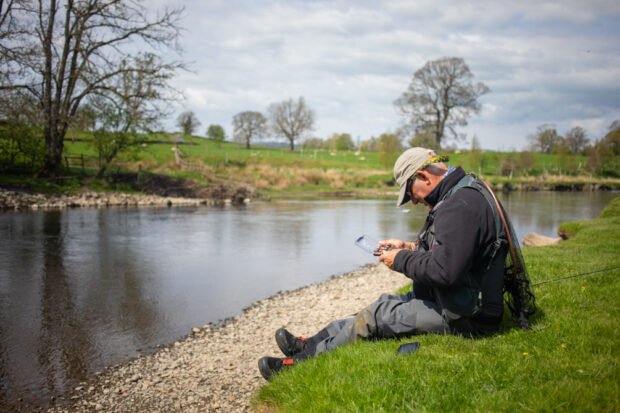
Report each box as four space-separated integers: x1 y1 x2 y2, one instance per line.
162 0 620 150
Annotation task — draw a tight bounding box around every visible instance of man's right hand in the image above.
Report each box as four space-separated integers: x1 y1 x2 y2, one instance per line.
378 248 402 269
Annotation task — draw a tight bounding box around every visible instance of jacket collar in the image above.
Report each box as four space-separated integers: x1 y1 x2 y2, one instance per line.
423 166 466 207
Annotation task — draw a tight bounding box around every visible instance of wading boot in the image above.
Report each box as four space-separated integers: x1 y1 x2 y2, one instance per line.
258 356 295 381
258 347 316 381
275 328 309 357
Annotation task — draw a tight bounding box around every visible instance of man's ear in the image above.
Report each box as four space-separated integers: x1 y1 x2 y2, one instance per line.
416 170 431 185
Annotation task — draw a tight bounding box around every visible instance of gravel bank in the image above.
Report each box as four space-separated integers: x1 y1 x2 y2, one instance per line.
47 264 409 412
0 188 245 211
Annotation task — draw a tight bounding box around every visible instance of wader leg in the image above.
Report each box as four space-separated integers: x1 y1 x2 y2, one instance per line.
313 293 449 355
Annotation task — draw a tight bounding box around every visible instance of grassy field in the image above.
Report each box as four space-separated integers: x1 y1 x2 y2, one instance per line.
252 197 620 412
3 131 619 196
59 133 620 195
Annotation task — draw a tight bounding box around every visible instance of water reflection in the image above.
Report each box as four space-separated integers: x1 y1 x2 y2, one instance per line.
0 192 616 409
0 209 164 409
38 210 87 399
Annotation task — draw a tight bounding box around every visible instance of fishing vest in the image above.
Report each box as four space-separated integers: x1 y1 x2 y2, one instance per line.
418 174 508 322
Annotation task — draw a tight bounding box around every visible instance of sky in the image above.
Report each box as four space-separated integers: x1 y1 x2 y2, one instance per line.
158 0 620 151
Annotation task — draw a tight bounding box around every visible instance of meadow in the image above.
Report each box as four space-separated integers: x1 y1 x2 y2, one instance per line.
51 132 619 199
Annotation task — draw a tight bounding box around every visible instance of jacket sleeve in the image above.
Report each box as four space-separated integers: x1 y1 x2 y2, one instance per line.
392 189 490 288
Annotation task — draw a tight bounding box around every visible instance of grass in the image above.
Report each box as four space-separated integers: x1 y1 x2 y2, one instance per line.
252 197 620 412
3 131 619 197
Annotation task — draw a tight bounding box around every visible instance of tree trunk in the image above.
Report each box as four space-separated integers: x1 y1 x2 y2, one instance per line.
43 124 65 176
41 0 64 176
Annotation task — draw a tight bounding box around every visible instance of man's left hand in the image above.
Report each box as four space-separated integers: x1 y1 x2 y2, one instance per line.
378 248 402 270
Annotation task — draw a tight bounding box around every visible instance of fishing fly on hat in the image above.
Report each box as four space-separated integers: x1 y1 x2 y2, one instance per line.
393 147 449 206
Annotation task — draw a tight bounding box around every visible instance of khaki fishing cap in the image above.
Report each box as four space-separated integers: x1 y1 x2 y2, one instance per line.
394 147 447 206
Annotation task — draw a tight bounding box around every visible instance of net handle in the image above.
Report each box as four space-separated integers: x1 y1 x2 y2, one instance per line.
479 180 519 279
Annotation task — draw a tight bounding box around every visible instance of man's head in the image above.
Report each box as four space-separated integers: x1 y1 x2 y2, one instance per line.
394 147 448 207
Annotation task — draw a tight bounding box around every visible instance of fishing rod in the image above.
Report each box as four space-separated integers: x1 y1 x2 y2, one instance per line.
531 266 620 286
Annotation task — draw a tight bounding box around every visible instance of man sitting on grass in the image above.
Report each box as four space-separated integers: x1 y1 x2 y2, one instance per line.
258 147 535 381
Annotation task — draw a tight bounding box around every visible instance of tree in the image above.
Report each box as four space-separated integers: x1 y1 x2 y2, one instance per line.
232 111 267 149
516 151 536 176
68 104 97 139
588 120 620 176
268 96 315 151
206 124 226 145
177 111 201 136
564 126 590 155
302 137 325 150
0 0 184 175
0 119 45 172
377 132 403 168
407 131 439 151
359 137 379 152
468 135 484 173
395 57 489 149
326 133 355 151
527 124 562 154
0 0 31 85
88 54 173 178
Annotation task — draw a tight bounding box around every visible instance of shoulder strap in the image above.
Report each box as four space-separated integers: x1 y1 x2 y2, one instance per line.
478 179 519 282
445 174 507 269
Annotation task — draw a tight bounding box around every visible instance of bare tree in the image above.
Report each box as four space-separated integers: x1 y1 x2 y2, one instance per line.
232 111 267 149
564 126 590 155
0 0 30 79
176 111 201 136
268 96 315 151
0 0 185 175
395 57 489 149
89 53 174 178
527 123 562 154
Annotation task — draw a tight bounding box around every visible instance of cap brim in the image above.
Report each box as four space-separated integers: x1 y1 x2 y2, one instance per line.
396 183 410 207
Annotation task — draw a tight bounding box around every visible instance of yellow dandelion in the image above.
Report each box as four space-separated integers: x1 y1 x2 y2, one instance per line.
522 352 529 356
561 344 567 348
581 286 586 291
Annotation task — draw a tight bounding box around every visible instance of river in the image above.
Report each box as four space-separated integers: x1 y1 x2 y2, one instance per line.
0 191 616 409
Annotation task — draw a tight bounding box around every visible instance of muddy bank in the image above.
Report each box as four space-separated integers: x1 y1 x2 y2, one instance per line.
42 264 409 413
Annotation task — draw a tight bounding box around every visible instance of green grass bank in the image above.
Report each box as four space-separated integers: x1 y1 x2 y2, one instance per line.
253 197 620 412
2 132 619 200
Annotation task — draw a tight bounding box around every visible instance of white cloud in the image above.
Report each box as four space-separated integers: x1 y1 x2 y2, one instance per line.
159 0 620 150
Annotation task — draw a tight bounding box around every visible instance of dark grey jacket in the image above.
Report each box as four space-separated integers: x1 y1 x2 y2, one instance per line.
393 167 507 329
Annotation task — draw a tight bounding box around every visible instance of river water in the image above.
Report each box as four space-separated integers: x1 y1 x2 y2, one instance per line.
0 191 616 408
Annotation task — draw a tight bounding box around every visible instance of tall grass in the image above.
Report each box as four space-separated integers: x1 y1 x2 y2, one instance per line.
253 197 620 412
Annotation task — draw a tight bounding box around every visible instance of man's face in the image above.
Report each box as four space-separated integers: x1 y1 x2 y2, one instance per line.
408 170 442 207
408 175 426 206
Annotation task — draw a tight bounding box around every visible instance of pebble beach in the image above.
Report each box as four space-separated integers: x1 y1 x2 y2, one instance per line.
45 264 410 412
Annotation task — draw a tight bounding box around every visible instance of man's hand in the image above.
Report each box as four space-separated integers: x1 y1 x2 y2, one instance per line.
378 238 418 251
378 238 406 249
378 248 402 270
